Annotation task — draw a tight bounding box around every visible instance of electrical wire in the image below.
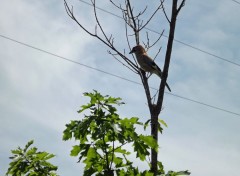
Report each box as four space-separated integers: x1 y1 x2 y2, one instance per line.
0 34 239 117
78 0 240 67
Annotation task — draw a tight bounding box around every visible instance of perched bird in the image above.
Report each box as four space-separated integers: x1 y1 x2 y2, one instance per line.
129 45 171 92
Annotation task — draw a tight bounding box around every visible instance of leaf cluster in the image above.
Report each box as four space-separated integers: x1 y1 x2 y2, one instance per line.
6 140 58 176
63 90 190 176
63 90 158 175
6 90 190 176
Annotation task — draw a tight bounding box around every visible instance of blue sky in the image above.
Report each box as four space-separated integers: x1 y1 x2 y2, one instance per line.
0 0 240 175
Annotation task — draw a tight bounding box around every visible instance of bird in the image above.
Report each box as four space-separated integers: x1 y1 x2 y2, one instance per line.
129 45 171 92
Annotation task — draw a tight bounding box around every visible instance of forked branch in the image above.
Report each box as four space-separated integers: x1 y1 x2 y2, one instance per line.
64 0 187 175
64 0 138 73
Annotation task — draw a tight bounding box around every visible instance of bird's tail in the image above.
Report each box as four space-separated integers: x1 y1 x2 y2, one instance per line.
165 83 171 92
153 69 171 92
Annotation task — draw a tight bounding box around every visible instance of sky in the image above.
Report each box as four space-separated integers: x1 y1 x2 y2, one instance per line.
0 0 240 175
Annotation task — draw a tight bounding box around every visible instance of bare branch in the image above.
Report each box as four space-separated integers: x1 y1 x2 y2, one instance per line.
135 6 148 18
124 18 138 66
142 31 150 51
143 29 164 59
126 0 139 44
64 0 97 38
139 2 163 31
177 0 186 15
153 47 162 61
151 89 159 104
64 0 139 73
109 0 126 11
108 50 138 74
92 0 110 44
149 29 164 50
139 70 153 113
125 20 132 52
156 0 178 112
161 0 170 23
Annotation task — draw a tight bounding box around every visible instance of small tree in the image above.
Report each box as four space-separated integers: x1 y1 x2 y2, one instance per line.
63 90 190 175
63 90 157 175
64 1 186 175
6 140 58 176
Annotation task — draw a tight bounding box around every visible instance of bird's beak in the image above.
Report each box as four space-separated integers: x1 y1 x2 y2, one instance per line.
129 49 133 54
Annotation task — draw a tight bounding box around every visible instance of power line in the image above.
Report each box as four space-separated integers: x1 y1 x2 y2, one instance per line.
166 93 240 116
0 34 239 117
0 34 136 84
77 0 240 67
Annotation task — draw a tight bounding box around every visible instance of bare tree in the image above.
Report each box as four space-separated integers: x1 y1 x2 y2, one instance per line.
64 0 186 175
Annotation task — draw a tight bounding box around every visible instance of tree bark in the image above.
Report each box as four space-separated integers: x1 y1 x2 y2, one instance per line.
150 1 179 175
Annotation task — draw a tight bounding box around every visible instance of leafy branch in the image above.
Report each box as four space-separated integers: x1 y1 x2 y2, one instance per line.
6 140 58 176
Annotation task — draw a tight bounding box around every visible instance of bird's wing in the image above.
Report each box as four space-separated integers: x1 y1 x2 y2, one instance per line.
142 55 171 92
142 55 162 76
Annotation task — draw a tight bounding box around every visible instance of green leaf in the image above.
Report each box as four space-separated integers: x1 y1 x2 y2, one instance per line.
11 149 22 155
157 119 167 133
113 157 123 167
23 140 34 152
133 140 149 161
142 170 154 176
36 152 49 160
139 135 158 151
157 161 165 175
158 122 164 134
71 145 81 156
159 119 168 128
166 170 191 176
43 153 56 161
86 147 97 160
129 117 139 124
114 147 130 155
7 140 58 176
78 103 94 113
26 147 37 155
144 119 151 130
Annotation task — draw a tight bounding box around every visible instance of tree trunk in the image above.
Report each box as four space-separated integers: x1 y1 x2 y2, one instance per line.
151 110 159 175
150 1 179 175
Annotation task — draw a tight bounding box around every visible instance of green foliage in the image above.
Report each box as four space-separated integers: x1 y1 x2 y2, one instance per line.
63 90 190 176
6 90 189 176
144 118 167 134
165 170 191 176
63 90 158 175
6 140 58 176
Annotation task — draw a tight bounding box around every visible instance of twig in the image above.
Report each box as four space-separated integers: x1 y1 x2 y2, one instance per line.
139 2 164 31
135 6 148 19
161 0 170 23
124 17 138 66
64 0 139 73
127 0 139 44
108 50 138 74
151 89 159 104
153 47 162 61
177 0 186 15
92 0 110 44
150 30 164 49
139 70 154 113
109 0 126 11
